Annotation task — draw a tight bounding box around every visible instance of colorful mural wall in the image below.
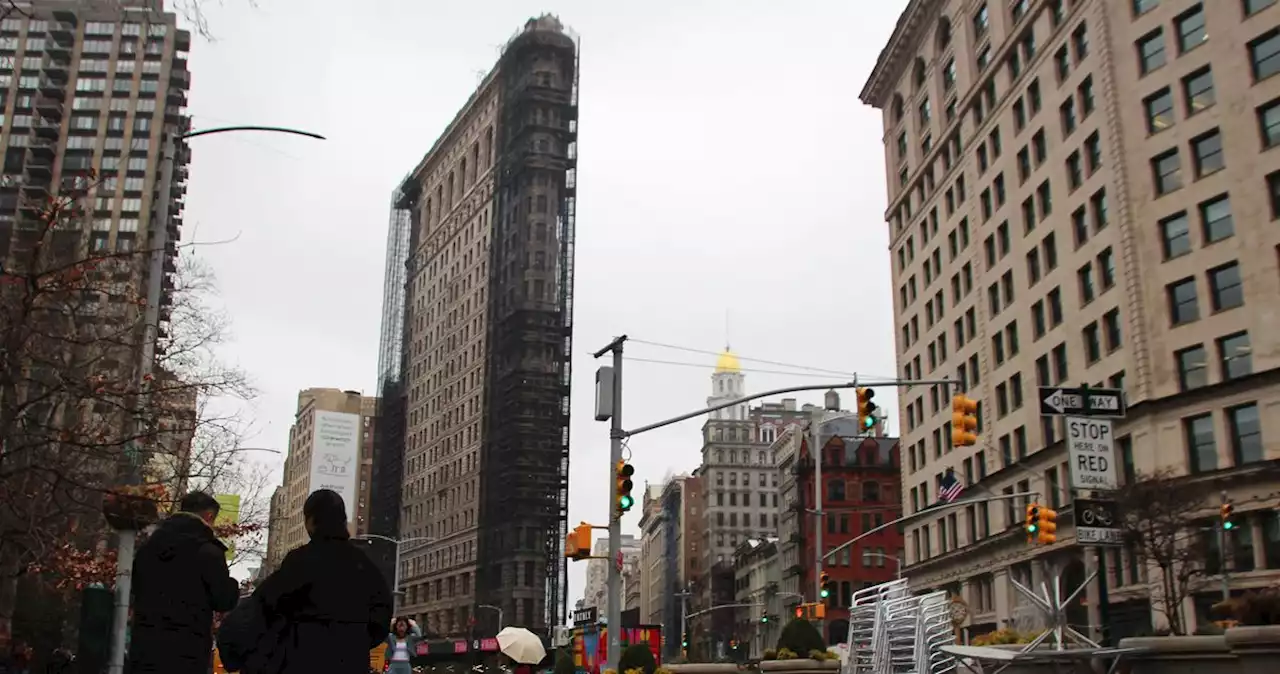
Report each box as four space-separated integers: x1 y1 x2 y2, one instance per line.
572 625 662 674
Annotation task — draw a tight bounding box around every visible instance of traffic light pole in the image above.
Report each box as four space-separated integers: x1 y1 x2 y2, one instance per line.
1219 489 1231 602
600 337 627 673
822 490 1042 563
590 345 963 667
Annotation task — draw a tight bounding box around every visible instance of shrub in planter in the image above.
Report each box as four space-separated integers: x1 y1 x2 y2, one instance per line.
776 618 826 659
775 648 798 660
618 643 656 674
1216 587 1280 626
762 649 778 661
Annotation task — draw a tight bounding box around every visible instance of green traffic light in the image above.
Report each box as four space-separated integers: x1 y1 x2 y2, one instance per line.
1224 520 1234 530
760 616 768 623
820 588 830 598
1027 524 1038 533
619 495 634 509
862 417 874 429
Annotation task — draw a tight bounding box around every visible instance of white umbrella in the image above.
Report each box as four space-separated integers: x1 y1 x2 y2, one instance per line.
497 626 546 665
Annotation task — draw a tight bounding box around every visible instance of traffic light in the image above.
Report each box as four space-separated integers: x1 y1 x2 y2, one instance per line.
795 605 804 619
856 388 878 431
616 461 635 513
952 394 979 446
564 522 592 560
760 614 769 624
819 571 831 599
1221 503 1235 530
1036 507 1058 545
1025 504 1040 539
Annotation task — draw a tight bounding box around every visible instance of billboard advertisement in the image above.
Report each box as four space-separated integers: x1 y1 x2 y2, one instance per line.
213 493 241 561
573 625 661 674
310 410 360 525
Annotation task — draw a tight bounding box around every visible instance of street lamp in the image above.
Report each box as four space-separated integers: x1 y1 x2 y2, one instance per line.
107 124 325 674
862 552 904 580
355 534 435 613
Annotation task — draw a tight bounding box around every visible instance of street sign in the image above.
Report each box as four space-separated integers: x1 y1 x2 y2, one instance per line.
1065 417 1118 491
573 606 598 625
1039 387 1126 418
1073 499 1123 546
615 550 624 572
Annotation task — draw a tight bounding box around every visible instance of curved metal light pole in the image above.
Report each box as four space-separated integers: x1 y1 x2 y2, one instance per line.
355 534 435 614
107 125 324 674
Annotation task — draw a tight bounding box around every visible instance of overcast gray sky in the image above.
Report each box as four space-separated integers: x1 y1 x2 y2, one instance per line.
183 0 908 609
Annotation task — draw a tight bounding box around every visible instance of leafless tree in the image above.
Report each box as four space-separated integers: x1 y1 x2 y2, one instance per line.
1114 467 1213 635
0 176 251 637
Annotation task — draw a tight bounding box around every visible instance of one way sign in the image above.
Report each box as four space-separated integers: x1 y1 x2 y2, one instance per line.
1039 387 1126 418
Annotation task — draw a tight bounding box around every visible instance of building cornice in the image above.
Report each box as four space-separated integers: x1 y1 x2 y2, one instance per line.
859 0 943 108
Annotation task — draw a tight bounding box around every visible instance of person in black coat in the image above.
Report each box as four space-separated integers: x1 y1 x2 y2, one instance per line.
228 489 392 674
127 491 240 674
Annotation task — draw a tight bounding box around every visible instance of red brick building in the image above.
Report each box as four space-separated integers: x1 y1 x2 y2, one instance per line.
794 421 903 644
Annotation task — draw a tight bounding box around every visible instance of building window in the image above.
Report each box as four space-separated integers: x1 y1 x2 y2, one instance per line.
1217 332 1252 380
1083 322 1101 363
1175 5 1207 53
1258 98 1280 148
1269 171 1280 218
1103 309 1122 352
1085 132 1102 173
1138 30 1166 75
1160 212 1190 259
1191 130 1224 177
1228 404 1263 466
1133 0 1159 15
1246 0 1277 15
1249 29 1280 81
1168 277 1199 325
1199 195 1233 243
1182 68 1215 115
1184 413 1217 473
827 480 845 502
1145 88 1174 133
1209 262 1243 311
1152 149 1182 194
1176 345 1208 391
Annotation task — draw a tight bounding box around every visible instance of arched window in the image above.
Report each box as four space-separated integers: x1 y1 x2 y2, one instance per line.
936 17 952 51
863 481 881 502
891 94 905 124
912 58 927 89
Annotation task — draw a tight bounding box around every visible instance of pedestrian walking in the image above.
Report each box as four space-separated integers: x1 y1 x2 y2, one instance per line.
127 491 240 674
385 618 422 674
218 489 392 674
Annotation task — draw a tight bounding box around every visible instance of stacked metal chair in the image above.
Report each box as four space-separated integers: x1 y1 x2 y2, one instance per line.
841 580 957 674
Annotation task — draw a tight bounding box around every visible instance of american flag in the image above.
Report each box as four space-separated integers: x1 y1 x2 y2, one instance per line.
938 469 964 504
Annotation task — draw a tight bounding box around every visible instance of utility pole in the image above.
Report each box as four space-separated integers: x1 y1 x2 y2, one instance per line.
105 125 324 674
675 586 692 659
587 360 961 668
593 335 627 674
811 407 823 608
1220 489 1231 602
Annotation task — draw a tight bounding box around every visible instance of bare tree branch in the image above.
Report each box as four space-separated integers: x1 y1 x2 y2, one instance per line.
1 175 255 626
1115 467 1215 635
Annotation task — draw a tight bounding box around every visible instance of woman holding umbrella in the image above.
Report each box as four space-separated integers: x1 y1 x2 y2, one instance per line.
497 626 547 674
385 618 422 674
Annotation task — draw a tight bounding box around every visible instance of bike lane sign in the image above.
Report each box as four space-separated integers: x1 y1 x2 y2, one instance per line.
1073 498 1123 546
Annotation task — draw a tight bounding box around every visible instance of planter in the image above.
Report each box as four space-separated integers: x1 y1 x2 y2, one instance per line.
1225 625 1280 674
1116 636 1230 674
759 659 839 673
102 493 160 531
666 665 740 674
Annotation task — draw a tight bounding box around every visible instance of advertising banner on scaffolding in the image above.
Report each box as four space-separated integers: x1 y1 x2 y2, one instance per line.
214 494 241 562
